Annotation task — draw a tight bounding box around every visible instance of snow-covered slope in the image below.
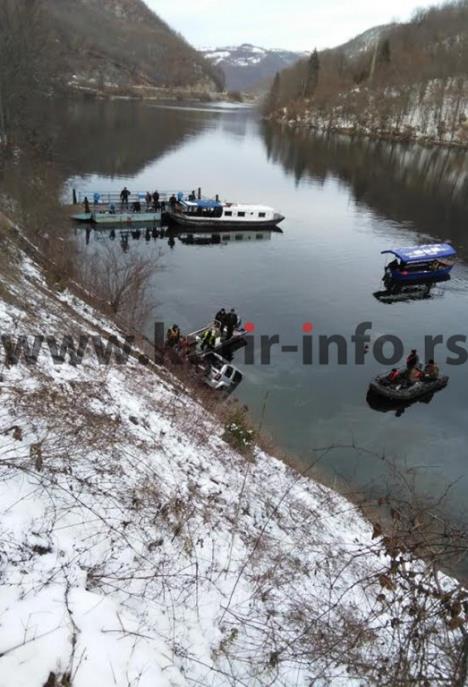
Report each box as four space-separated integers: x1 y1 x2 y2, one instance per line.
276 76 468 146
0 216 465 686
201 44 307 91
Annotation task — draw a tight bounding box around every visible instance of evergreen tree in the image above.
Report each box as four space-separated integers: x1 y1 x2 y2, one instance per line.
378 38 391 66
304 49 320 98
265 72 281 114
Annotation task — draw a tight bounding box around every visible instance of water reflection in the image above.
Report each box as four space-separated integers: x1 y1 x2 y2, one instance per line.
366 387 441 418
178 229 280 245
373 276 451 304
55 99 217 179
79 225 280 252
262 123 468 259
81 224 172 250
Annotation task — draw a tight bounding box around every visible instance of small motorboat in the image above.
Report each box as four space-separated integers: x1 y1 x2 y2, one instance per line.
168 198 285 229
381 243 456 283
186 322 247 356
369 370 448 402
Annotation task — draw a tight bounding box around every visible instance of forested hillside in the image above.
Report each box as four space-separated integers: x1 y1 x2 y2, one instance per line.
265 1 468 145
47 0 224 92
0 0 223 136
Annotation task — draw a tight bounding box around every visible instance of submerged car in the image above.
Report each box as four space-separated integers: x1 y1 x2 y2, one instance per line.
203 353 243 393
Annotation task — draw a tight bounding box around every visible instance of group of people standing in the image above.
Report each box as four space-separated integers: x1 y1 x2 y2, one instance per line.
85 188 190 216
119 188 165 212
112 188 180 213
200 309 240 351
386 349 440 387
165 310 241 355
215 308 240 340
144 190 163 211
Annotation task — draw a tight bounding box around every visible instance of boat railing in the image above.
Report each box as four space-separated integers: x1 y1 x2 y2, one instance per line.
186 322 217 344
73 189 201 207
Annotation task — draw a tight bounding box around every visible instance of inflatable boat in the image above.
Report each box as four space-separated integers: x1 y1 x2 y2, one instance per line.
369 372 448 402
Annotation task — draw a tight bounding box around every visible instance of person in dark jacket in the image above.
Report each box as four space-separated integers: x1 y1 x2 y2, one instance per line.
225 309 239 340
215 308 226 329
120 187 130 208
152 190 160 210
169 194 177 209
406 349 419 369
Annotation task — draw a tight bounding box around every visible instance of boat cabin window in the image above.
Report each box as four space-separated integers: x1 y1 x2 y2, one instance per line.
224 366 234 378
233 370 243 384
224 211 232 217
259 212 266 218
256 234 263 239
237 212 246 217
235 234 243 241
188 205 223 218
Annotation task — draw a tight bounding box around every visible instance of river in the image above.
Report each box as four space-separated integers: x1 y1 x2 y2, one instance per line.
62 99 468 565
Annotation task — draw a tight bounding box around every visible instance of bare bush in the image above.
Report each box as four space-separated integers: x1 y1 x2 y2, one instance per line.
78 245 158 331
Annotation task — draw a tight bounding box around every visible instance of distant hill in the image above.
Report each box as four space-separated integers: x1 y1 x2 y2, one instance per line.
201 44 307 91
265 1 468 145
45 0 224 92
333 24 395 60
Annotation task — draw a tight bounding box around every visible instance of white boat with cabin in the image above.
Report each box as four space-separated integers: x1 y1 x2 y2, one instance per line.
168 198 285 229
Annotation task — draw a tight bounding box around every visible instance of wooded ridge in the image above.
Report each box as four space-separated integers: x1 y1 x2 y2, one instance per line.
265 1 468 146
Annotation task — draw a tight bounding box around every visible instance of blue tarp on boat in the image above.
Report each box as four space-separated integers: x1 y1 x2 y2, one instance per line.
381 243 457 264
181 199 223 209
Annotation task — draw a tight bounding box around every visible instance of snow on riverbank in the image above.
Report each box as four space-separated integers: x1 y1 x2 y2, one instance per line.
274 78 468 148
0 232 465 686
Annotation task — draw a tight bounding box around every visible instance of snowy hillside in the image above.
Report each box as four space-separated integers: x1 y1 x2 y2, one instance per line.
201 44 307 91
264 3 468 147
0 213 466 686
276 77 468 146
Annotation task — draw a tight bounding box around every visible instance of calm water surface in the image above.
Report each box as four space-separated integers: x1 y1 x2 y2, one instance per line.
65 100 468 539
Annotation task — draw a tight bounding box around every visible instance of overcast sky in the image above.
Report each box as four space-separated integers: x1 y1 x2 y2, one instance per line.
146 0 441 51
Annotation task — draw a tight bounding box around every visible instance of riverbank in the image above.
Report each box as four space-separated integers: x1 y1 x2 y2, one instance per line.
0 206 467 684
266 113 468 150
69 82 257 105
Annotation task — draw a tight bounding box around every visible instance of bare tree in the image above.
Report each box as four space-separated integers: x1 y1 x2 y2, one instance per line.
79 246 159 331
0 0 57 147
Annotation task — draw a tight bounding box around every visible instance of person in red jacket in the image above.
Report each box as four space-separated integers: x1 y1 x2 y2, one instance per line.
386 368 400 384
